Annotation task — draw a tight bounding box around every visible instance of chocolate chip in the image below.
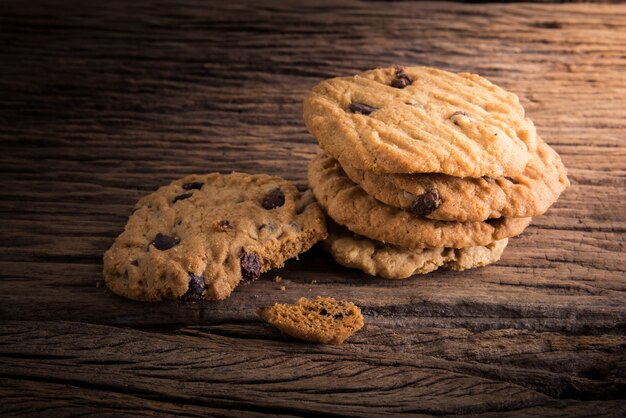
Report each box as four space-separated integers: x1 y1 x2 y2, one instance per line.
450 110 471 126
182 182 203 190
349 102 378 115
258 223 278 233
391 66 412 89
319 308 329 316
392 77 411 89
451 110 470 118
180 273 206 302
152 233 179 251
240 250 261 283
407 191 442 216
262 188 285 209
214 219 233 231
173 192 193 203
131 259 139 266
333 313 344 320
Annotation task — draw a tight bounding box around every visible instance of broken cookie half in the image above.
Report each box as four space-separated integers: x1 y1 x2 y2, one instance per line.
103 173 327 301
257 296 364 345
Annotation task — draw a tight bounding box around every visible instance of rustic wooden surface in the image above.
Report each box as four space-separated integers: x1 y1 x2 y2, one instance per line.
1 0 625 416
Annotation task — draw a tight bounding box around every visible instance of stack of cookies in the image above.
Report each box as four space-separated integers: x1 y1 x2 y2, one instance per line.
304 66 569 279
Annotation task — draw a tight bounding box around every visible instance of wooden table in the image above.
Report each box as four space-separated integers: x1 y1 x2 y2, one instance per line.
1 0 625 416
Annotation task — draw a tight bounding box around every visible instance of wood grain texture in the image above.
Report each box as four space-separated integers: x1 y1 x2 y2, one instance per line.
0 0 625 416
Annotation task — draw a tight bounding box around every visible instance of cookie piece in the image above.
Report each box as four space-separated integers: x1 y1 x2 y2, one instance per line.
342 137 570 221
103 173 327 301
322 223 508 279
308 153 531 249
304 66 537 177
257 296 364 345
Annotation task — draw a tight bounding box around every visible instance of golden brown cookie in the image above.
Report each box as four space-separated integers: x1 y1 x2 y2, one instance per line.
303 66 537 177
308 152 531 249
322 223 508 279
103 173 327 301
257 296 364 344
341 137 569 221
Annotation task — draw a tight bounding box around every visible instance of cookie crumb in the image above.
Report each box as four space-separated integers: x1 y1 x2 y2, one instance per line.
274 275 282 283
257 296 364 344
280 285 286 291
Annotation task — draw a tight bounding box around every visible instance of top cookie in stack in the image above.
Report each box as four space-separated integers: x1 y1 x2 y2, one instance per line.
304 66 569 279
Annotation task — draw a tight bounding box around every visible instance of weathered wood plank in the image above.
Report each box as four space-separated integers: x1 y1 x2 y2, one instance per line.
0 379 275 418
0 321 624 416
0 0 625 415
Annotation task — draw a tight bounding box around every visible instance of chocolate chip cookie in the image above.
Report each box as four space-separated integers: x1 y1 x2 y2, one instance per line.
303 66 537 177
103 173 327 301
341 137 570 221
322 223 508 279
308 153 531 249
